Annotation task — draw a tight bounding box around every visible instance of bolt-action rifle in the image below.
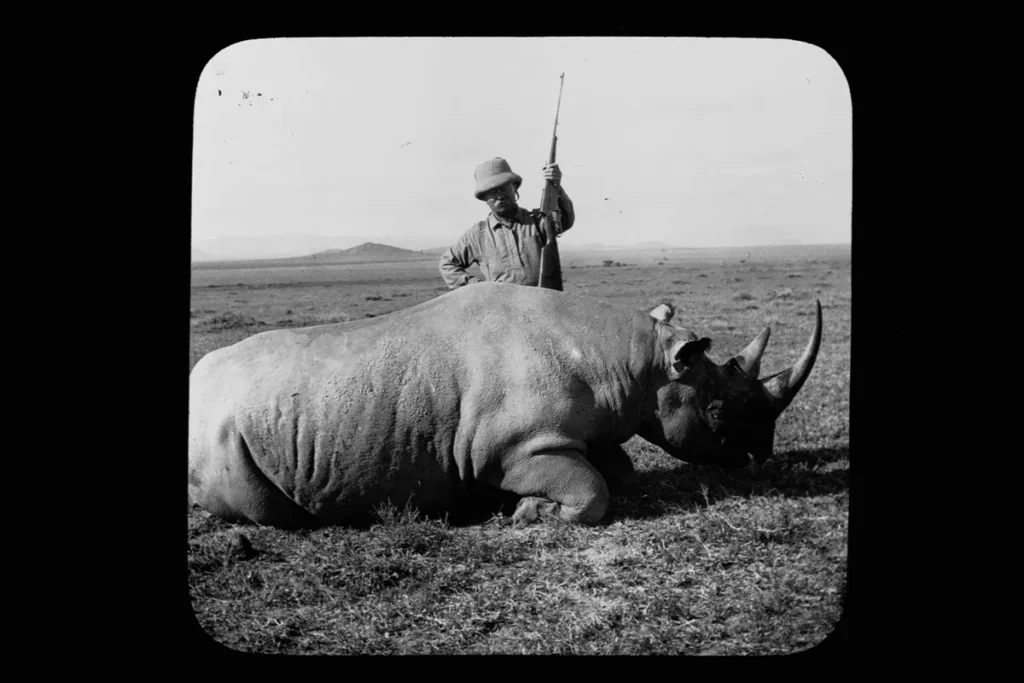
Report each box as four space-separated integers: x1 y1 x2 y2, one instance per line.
538 74 565 291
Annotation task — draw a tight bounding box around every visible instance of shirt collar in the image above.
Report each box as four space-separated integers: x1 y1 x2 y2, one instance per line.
487 207 529 229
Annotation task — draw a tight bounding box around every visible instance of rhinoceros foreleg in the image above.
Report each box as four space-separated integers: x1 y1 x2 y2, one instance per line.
499 451 610 525
586 442 638 498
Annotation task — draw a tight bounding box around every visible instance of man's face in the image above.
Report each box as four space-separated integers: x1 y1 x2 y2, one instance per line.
483 183 518 217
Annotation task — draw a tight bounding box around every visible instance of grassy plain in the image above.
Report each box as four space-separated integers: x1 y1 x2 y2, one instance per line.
188 243 850 655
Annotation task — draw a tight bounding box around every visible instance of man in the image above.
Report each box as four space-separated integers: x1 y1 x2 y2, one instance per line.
439 157 575 289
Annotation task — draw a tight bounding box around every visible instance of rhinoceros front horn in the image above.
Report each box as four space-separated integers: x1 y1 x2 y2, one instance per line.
761 300 822 417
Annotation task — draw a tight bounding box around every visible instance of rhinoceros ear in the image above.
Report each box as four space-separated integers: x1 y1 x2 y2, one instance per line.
669 337 712 378
649 302 675 323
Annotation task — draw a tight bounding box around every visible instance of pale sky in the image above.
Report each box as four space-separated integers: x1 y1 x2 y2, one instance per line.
192 38 851 252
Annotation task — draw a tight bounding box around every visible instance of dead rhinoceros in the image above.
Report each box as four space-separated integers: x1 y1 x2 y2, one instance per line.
188 282 821 528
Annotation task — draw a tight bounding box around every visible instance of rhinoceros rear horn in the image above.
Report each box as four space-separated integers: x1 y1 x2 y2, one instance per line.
761 300 822 417
731 326 771 377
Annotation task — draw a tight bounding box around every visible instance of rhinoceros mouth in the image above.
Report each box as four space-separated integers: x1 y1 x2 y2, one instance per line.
713 445 755 469
664 438 752 469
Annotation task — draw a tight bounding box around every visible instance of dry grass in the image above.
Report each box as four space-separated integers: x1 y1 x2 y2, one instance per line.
188 243 850 655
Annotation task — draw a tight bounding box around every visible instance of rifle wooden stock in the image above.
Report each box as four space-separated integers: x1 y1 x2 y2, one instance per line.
537 186 563 291
538 74 565 291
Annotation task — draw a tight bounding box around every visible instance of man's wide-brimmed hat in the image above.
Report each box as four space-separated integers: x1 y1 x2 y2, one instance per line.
474 157 522 200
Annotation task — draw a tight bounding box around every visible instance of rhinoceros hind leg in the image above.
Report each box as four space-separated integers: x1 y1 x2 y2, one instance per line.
501 451 609 525
191 433 322 530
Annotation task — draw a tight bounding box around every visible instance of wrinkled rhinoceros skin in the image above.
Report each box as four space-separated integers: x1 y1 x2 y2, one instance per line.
188 282 821 528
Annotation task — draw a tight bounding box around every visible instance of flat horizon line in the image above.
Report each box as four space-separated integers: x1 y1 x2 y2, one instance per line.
192 238 852 250
192 240 851 266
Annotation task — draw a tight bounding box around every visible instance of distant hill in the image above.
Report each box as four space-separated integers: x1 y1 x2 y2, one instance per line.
420 246 450 255
191 247 224 262
277 242 437 264
191 234 453 261
192 234 381 261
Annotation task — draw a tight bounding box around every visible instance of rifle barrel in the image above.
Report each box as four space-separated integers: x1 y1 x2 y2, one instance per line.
549 74 564 167
538 73 565 291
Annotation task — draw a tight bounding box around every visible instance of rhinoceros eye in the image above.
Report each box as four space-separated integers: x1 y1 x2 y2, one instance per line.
704 400 726 428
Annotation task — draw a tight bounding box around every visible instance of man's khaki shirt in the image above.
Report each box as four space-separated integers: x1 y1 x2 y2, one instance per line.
439 190 575 289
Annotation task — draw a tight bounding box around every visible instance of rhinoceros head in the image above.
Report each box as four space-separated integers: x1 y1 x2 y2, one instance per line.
638 300 822 467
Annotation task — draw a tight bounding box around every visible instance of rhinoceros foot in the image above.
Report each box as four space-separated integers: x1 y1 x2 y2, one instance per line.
512 496 556 525
501 452 610 525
